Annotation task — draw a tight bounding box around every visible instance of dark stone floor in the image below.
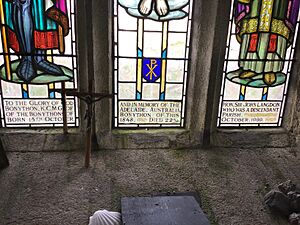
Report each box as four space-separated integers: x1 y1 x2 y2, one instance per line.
0 147 299 225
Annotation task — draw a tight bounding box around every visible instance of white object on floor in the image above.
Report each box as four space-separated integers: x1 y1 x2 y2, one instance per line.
89 209 122 225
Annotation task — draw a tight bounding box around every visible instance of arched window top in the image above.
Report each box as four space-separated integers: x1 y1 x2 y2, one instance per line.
113 0 194 128
218 0 300 127
0 0 79 127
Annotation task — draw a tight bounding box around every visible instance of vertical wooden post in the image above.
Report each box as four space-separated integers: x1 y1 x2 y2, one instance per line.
85 59 94 168
84 102 92 168
84 0 95 168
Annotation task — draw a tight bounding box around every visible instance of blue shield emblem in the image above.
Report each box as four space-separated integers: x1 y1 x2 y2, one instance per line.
142 58 161 83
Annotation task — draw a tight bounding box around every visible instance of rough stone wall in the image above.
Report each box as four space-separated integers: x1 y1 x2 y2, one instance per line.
290 43 300 145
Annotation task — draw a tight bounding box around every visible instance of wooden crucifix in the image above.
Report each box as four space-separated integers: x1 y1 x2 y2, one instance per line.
55 88 113 168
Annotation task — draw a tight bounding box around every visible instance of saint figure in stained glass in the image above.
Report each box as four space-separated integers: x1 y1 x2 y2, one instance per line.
218 0 300 127
0 0 78 128
0 0 73 83
228 0 300 87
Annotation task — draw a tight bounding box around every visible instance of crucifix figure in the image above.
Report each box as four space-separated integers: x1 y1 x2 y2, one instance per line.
57 89 113 168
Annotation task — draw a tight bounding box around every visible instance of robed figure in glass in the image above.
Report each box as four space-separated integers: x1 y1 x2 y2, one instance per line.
229 0 300 87
1 0 71 83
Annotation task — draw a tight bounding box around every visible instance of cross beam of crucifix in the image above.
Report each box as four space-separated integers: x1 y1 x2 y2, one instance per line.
54 88 113 168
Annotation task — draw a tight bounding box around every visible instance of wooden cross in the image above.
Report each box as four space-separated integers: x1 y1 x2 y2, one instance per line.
55 88 113 168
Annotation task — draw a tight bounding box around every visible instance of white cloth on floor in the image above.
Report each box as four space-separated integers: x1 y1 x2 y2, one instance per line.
88 209 121 225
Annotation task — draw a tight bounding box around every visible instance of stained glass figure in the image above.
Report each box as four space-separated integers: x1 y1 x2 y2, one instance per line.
114 0 193 127
0 0 78 127
218 0 300 127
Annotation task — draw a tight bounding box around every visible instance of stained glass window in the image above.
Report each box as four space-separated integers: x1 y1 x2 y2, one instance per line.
113 0 193 128
0 0 78 127
218 0 300 127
